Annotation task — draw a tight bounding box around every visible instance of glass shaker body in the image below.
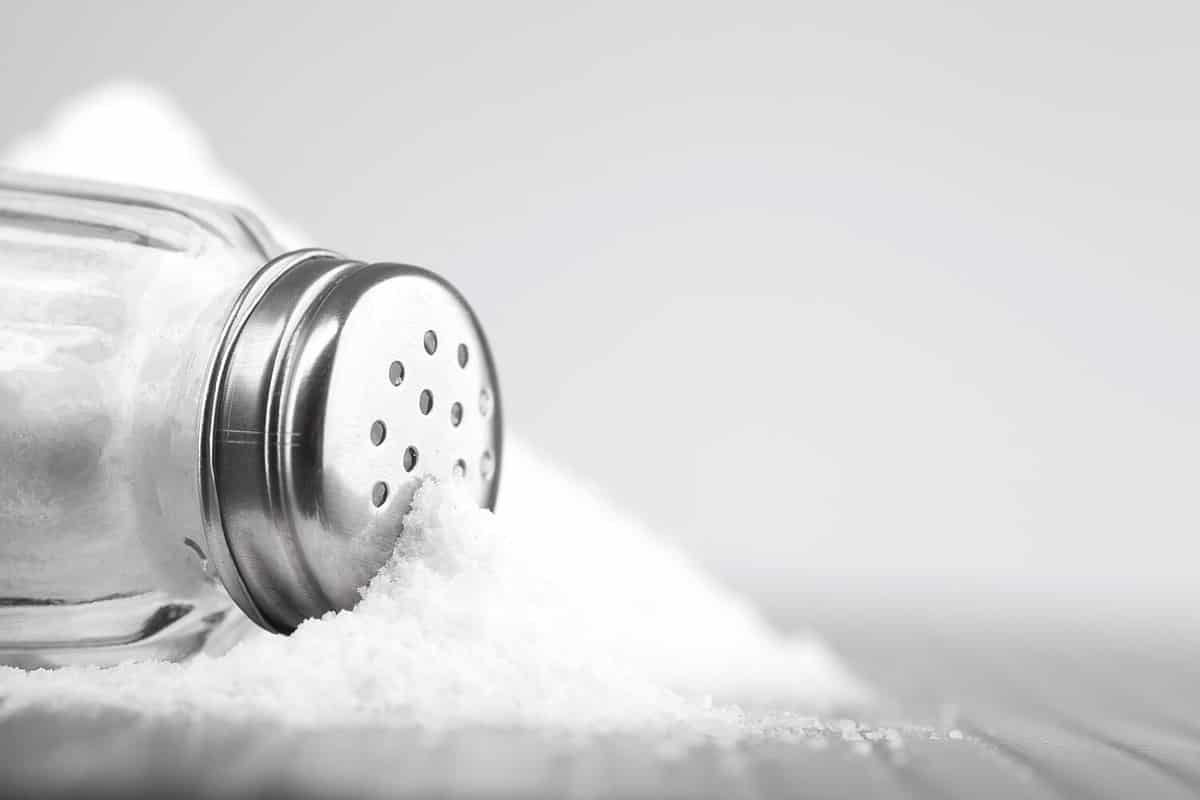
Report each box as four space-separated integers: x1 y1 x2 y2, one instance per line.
0 170 504 668
0 170 281 666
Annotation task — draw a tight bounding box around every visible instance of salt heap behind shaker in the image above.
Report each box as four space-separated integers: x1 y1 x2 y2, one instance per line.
0 169 502 665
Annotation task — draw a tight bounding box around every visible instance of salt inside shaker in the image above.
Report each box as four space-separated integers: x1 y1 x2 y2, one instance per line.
0 170 502 667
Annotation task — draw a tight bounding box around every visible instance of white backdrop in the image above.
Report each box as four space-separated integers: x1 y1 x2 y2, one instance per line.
2 2 1196 604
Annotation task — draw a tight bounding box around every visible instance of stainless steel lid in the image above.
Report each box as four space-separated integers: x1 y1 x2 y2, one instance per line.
200 249 502 633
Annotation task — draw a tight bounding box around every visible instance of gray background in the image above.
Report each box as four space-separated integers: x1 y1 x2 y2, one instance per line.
2 0 1197 608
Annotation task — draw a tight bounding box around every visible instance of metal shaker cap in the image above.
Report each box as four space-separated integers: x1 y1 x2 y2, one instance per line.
200 250 502 633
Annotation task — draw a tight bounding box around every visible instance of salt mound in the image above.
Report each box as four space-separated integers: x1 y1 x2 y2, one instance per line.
0 83 868 732
0 441 864 731
0 475 701 729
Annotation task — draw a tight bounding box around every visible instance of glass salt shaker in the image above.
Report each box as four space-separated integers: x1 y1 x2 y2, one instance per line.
0 169 502 667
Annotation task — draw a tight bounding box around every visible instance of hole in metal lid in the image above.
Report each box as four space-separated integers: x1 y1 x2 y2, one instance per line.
480 449 495 480
388 361 405 386
424 330 438 355
371 481 388 507
457 343 469 368
453 459 467 479
403 446 419 472
370 420 386 446
419 390 434 415
479 387 492 418
450 402 463 427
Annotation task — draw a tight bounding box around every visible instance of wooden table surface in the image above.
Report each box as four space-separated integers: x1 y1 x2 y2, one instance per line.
2 590 1198 799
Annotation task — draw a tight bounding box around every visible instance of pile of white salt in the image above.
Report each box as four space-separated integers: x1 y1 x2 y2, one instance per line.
0 441 864 731
0 85 867 734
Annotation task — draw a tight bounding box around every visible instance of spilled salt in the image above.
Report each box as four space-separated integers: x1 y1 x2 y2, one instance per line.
0 441 864 732
0 84 868 734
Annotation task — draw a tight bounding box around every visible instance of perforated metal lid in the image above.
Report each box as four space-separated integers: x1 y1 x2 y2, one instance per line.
200 250 502 633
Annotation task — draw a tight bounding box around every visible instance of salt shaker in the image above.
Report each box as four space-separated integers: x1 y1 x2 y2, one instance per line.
0 170 502 667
